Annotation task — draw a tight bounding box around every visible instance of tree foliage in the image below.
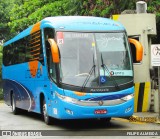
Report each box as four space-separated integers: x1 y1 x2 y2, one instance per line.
9 0 67 33
0 0 14 41
0 0 160 43
147 0 160 43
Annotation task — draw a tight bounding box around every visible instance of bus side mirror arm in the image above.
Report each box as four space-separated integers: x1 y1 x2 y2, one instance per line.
48 38 60 63
128 38 143 62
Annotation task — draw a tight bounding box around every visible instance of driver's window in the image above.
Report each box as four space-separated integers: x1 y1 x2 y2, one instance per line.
44 28 57 82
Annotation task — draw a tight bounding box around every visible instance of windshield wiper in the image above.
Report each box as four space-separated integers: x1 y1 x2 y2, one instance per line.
81 54 96 92
101 53 120 91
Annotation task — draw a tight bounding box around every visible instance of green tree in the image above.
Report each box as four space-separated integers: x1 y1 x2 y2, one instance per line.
8 0 67 34
0 46 2 80
0 45 2 100
0 0 14 41
148 0 160 43
3 0 160 44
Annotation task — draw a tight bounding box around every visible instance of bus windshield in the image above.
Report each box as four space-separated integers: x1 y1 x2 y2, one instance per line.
57 32 133 89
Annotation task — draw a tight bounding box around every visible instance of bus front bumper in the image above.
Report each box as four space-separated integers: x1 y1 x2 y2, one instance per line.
49 94 134 119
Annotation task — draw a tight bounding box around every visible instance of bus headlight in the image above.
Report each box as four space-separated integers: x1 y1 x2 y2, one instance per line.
121 94 134 101
64 96 77 103
55 92 78 103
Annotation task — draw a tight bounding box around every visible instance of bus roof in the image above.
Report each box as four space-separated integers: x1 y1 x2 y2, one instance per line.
4 16 125 46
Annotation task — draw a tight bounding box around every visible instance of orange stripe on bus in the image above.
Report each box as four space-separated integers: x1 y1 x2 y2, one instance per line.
28 22 41 78
30 48 40 53
30 39 40 45
29 58 39 61
74 91 86 96
30 22 41 34
31 31 40 36
30 35 41 41
32 53 40 56
29 43 40 49
28 61 39 78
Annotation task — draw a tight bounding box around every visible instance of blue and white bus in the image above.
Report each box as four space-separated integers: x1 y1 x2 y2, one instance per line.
2 16 143 124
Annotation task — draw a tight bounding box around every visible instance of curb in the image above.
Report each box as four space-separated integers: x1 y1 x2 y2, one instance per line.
129 115 159 124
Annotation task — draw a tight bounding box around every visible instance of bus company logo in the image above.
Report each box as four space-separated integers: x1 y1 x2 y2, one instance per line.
90 88 109 92
110 71 124 76
98 101 103 106
110 71 114 76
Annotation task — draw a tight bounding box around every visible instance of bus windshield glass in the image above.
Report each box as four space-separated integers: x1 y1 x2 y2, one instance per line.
57 32 133 89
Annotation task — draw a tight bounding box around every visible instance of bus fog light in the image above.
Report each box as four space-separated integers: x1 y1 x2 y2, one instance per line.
125 106 132 113
65 108 73 115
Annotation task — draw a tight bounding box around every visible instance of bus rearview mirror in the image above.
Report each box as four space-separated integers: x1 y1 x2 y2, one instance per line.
48 38 60 63
129 38 143 62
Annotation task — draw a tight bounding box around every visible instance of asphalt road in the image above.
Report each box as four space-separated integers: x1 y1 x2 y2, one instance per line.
0 102 160 139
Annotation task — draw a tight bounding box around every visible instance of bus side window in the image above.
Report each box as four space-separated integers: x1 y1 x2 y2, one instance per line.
18 43 26 63
12 45 19 64
3 46 11 66
7 44 13 65
44 28 57 82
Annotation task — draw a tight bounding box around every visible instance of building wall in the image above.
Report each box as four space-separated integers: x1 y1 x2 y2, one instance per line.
113 14 157 112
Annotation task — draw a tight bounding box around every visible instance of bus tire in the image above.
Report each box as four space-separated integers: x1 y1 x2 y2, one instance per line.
42 99 52 125
11 93 19 115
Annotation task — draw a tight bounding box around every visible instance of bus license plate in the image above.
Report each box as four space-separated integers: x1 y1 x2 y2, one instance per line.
94 109 107 114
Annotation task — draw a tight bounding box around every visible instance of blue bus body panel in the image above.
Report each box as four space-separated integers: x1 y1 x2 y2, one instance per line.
3 16 133 119
47 87 134 119
41 16 125 31
57 98 134 119
63 87 133 100
3 79 34 110
2 61 47 112
4 16 125 46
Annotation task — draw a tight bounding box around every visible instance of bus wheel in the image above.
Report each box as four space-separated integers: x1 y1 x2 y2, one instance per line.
11 94 19 115
42 100 51 125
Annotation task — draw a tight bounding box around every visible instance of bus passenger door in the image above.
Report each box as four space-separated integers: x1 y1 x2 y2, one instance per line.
41 28 60 115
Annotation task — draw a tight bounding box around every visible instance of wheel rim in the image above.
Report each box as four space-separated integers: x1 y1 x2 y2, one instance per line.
43 103 48 122
12 96 15 112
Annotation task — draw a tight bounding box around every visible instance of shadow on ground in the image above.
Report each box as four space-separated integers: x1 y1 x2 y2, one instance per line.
15 109 128 130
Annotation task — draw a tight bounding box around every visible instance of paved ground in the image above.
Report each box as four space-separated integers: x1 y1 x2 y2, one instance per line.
0 102 160 139
133 112 160 124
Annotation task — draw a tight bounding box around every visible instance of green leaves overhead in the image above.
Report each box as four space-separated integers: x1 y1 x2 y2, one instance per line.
148 0 160 22
0 0 14 40
9 0 67 33
0 0 160 43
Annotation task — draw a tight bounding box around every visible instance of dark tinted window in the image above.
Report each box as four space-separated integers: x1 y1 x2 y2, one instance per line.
3 30 44 66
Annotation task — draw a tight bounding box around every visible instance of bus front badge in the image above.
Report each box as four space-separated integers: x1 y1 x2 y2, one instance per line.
98 101 103 106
